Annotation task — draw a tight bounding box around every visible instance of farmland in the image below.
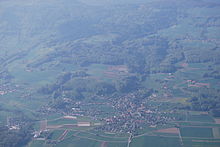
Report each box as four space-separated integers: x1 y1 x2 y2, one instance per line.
0 0 220 147
26 109 220 147
2 59 220 146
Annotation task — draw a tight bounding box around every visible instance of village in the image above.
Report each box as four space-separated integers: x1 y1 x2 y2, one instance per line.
95 91 176 134
38 88 177 135
0 82 17 96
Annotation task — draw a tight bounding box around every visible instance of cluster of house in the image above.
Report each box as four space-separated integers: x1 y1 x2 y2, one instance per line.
0 83 18 96
95 92 175 133
6 117 21 130
187 80 210 88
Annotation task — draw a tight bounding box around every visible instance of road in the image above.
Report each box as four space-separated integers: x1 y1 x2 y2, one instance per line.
127 133 132 147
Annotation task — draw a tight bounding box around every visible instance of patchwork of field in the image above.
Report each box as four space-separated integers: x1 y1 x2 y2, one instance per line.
1 60 219 147
0 0 220 146
131 135 181 147
27 110 220 147
26 61 220 147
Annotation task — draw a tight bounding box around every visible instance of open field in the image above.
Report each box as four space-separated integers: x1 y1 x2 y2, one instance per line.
47 118 77 126
187 114 215 123
28 140 45 147
27 60 220 147
180 127 213 138
55 137 101 147
13 61 220 147
131 135 181 147
49 130 65 140
214 118 220 124
213 128 220 139
155 128 179 134
0 1 220 147
183 138 220 147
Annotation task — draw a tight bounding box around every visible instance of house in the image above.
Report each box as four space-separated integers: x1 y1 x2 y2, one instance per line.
77 122 91 127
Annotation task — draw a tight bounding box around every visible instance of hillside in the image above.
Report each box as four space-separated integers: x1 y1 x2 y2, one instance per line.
0 0 220 147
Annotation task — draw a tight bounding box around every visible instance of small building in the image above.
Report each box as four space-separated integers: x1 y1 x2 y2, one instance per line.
77 122 91 127
94 123 101 126
33 131 42 138
9 125 20 130
63 116 77 119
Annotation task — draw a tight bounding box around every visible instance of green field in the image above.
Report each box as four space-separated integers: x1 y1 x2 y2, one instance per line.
76 131 128 142
47 118 77 126
28 140 45 147
183 138 220 147
180 127 213 138
1 0 220 147
188 114 215 123
55 136 101 147
105 142 127 147
49 130 65 140
131 135 181 147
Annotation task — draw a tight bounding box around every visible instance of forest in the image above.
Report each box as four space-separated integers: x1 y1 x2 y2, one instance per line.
0 0 220 146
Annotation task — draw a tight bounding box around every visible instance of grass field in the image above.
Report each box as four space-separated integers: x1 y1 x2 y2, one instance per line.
76 131 128 142
55 136 101 147
188 114 215 123
47 118 77 126
183 138 220 147
105 142 127 147
49 130 65 140
28 140 45 147
22 60 220 147
131 135 181 147
213 128 220 139
180 127 213 138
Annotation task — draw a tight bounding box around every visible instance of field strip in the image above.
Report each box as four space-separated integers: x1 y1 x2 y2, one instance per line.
46 117 66 122
180 126 220 128
192 140 220 143
74 130 129 141
88 130 128 139
58 130 69 141
101 142 107 147
72 134 128 143
53 129 129 143
155 128 179 134
35 117 64 123
48 126 94 133
172 121 217 125
40 120 47 131
134 133 179 138
48 127 129 140
213 128 220 139
214 118 220 124
84 131 129 139
133 132 219 140
133 131 180 138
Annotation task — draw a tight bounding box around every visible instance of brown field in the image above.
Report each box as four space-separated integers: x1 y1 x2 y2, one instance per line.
104 65 129 78
181 63 188 68
63 116 77 119
40 120 47 131
213 128 220 139
103 71 119 78
101 142 107 147
58 130 69 141
200 112 209 115
155 128 179 134
108 65 128 73
214 118 220 124
47 124 77 129
47 125 63 129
